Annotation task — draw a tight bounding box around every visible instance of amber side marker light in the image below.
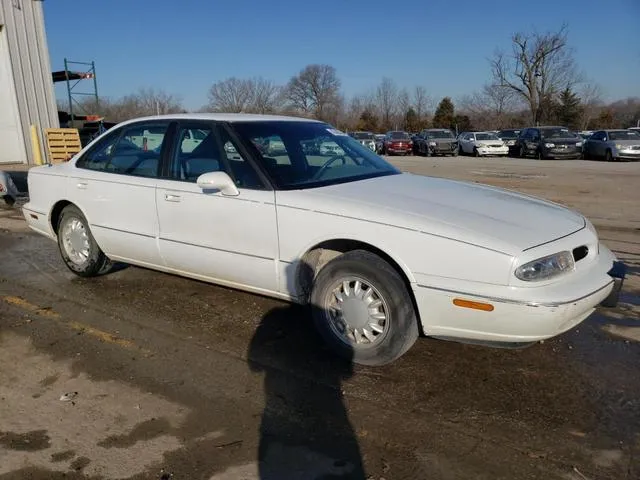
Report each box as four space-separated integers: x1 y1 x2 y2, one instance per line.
453 298 495 312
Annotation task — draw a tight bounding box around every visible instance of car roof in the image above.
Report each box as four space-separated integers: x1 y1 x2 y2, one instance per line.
112 112 323 128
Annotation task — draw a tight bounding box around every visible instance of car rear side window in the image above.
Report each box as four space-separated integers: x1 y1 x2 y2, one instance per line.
76 123 169 178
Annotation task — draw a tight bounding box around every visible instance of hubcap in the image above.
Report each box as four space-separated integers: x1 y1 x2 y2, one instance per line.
324 277 390 348
61 218 90 265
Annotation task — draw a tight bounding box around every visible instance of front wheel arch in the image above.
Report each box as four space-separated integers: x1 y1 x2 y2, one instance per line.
296 238 422 330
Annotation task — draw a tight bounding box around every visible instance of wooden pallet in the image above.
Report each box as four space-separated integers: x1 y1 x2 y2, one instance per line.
44 128 82 163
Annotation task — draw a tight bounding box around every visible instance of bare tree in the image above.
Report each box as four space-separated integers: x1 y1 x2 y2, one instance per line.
79 88 184 122
207 77 253 112
413 86 430 120
460 83 518 129
397 88 410 127
578 82 603 129
134 88 184 115
376 77 398 130
285 64 341 121
207 77 284 114
249 77 284 114
491 24 581 125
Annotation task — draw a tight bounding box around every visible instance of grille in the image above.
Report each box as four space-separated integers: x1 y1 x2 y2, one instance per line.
573 246 589 262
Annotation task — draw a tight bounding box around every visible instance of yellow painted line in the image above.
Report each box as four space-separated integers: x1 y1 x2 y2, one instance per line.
69 321 136 349
2 295 150 353
3 296 60 318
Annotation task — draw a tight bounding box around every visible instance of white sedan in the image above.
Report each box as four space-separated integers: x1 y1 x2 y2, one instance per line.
459 131 509 156
22 113 626 366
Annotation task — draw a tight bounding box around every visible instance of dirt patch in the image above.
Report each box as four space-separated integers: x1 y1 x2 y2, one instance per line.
0 430 51 451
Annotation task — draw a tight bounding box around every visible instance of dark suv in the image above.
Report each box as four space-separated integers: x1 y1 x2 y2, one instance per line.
515 126 583 160
414 128 459 156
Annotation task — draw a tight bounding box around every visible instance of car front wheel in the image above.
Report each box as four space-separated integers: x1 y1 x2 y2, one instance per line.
310 250 419 366
57 204 112 277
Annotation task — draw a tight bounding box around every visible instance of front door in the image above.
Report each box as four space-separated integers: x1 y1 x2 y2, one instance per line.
155 122 279 294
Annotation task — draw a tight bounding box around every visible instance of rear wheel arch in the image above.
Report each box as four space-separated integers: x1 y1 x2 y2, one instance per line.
50 200 91 236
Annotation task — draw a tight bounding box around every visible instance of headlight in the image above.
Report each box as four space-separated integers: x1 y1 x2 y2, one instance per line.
544 143 555 148
576 142 582 147
514 251 574 282
615 144 624 150
428 141 436 146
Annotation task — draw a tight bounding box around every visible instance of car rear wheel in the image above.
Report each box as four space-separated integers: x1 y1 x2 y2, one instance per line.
537 150 544 160
310 249 419 366
57 205 112 277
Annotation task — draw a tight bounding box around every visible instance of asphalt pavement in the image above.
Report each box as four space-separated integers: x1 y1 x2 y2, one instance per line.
0 157 639 479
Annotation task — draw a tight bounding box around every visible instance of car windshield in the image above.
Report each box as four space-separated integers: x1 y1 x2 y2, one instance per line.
231 121 400 190
351 132 374 140
540 128 578 139
609 130 640 140
427 130 454 139
389 131 409 139
498 130 520 138
476 133 500 141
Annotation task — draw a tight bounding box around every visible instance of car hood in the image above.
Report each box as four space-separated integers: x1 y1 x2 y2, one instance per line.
277 173 585 254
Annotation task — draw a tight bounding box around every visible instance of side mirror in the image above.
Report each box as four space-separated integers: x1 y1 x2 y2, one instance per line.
196 171 239 196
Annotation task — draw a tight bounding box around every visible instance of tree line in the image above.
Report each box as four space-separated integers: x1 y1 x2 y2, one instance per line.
68 25 639 133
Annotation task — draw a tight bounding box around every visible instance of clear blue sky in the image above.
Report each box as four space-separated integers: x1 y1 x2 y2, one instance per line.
44 0 640 110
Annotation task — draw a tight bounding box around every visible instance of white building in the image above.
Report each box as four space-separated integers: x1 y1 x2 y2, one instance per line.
0 0 58 165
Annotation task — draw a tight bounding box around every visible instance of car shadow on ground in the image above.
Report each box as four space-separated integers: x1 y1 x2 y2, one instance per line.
247 302 367 479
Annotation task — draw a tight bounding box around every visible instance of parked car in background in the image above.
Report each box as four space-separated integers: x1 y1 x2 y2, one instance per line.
497 129 522 155
349 131 377 151
21 112 626 366
578 131 594 140
319 140 346 156
514 126 583 160
583 129 640 161
458 131 509 157
415 128 458 156
374 134 385 153
382 131 413 155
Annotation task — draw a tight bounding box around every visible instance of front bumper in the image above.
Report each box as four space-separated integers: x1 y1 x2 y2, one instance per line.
477 146 509 156
543 147 581 159
387 146 412 154
429 145 457 155
616 150 640 160
413 244 626 344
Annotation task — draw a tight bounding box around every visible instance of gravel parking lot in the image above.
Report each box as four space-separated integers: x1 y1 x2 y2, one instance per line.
0 156 638 479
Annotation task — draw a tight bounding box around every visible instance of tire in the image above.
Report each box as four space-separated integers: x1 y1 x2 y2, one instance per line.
605 150 613 162
473 148 480 157
310 249 419 366
56 204 112 277
518 145 525 158
537 150 544 160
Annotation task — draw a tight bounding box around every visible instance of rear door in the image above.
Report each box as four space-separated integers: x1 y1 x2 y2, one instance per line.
69 121 173 266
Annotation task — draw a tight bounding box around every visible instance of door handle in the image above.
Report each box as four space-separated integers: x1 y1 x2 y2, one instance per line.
164 193 181 202
77 182 88 190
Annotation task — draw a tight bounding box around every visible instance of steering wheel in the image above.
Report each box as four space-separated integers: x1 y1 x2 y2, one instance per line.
311 155 347 181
